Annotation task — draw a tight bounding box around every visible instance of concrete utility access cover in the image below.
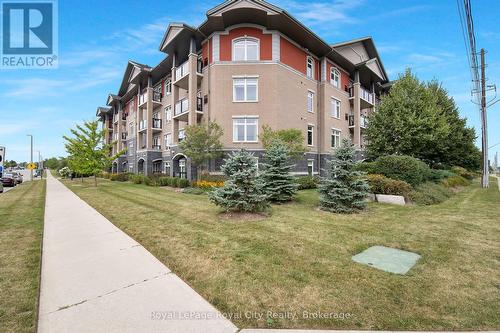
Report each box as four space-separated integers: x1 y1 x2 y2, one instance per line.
352 246 421 275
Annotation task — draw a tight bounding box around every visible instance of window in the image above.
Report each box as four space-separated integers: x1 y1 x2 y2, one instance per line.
165 133 172 148
331 129 341 148
165 106 172 122
153 136 161 150
307 160 314 176
307 125 314 146
178 129 185 142
330 68 340 88
233 117 258 142
233 77 258 102
153 161 162 174
331 98 341 118
164 161 171 175
306 56 313 79
307 91 314 113
165 79 171 95
232 37 259 61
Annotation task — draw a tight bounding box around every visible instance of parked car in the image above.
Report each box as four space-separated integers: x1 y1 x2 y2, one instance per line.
12 172 23 184
34 169 42 178
1 173 16 187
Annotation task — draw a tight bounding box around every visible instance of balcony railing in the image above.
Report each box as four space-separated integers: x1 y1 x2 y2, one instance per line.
175 61 189 81
175 98 189 116
348 114 369 128
360 87 374 104
152 144 162 150
197 59 203 73
139 119 147 131
153 91 162 103
348 86 374 104
139 90 147 105
197 97 203 112
152 118 162 130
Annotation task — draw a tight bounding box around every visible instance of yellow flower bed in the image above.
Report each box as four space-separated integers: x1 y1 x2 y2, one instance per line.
192 180 224 189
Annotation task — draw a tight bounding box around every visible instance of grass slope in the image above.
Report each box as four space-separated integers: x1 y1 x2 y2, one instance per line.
0 181 46 332
62 178 500 330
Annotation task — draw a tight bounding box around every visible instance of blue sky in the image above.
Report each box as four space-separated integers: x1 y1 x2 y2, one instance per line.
1 0 499 164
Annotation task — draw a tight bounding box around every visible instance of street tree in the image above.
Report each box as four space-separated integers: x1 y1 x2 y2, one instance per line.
366 69 480 169
260 125 306 159
63 120 125 186
178 122 223 180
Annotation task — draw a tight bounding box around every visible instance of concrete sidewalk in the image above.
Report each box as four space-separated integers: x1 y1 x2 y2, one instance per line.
38 171 237 333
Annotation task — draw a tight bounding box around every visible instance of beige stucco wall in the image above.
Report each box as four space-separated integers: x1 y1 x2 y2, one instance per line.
206 62 353 154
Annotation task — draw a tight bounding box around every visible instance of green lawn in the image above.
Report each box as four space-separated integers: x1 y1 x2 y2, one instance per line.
62 178 500 330
0 181 46 332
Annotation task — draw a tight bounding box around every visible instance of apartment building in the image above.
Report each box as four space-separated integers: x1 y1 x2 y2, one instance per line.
97 0 390 180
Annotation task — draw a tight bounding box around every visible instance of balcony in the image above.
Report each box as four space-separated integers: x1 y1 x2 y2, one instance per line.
348 114 369 129
173 59 204 90
139 90 147 108
139 119 147 131
348 86 375 109
153 91 162 106
152 118 162 131
197 96 203 112
174 98 189 120
174 61 189 89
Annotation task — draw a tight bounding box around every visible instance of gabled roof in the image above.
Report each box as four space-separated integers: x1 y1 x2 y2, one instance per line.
117 61 151 97
106 94 121 106
96 106 111 117
199 0 332 56
331 36 388 81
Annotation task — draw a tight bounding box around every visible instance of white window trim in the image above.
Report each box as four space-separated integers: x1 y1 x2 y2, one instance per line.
307 90 315 113
165 79 172 95
330 97 341 119
330 67 340 88
232 116 259 143
306 56 314 79
307 159 315 176
232 36 260 61
233 77 259 103
307 124 314 147
331 127 342 148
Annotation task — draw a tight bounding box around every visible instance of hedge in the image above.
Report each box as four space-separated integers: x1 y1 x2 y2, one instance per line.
365 174 412 197
367 155 432 187
295 175 318 190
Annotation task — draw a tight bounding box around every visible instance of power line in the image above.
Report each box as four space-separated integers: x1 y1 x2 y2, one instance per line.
456 0 497 188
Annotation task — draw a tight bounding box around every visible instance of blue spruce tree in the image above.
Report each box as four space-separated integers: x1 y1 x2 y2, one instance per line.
261 141 298 202
319 139 369 213
208 150 269 212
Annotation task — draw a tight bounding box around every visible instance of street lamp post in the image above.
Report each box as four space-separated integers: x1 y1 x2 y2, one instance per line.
27 134 33 181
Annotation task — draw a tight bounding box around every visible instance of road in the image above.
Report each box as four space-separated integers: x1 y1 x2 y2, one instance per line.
2 169 40 193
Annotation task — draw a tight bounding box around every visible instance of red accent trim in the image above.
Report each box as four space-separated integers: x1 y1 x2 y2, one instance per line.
280 37 307 76
219 27 272 61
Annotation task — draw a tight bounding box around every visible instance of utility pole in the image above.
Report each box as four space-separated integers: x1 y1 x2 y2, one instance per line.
480 49 489 188
27 134 33 181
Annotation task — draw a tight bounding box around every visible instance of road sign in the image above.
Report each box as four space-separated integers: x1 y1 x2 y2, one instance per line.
0 146 5 167
27 163 37 170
